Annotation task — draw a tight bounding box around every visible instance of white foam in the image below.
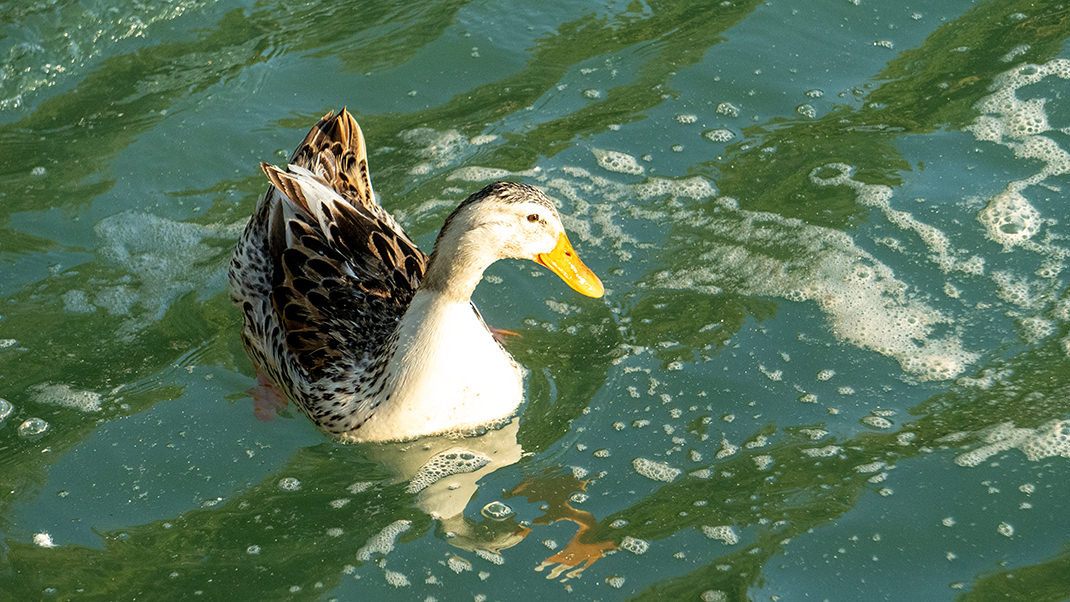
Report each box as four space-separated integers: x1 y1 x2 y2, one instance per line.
954 420 1070 467
997 522 1014 538
554 160 977 381
991 271 1039 309
861 416 893 429
653 197 979 380
470 134 498 145
356 520 412 562
447 556 472 573
592 148 644 175
383 569 410 587
406 448 490 494
968 59 1070 263
701 525 739 545
277 477 300 491
447 166 538 182
1018 316 1054 342
716 439 738 459
95 212 240 340
0 1 205 110
33 533 56 548
854 461 886 473
31 383 102 412
474 549 504 565
399 128 468 167
632 457 680 482
753 455 773 470
61 290 95 314
810 163 981 275
347 481 374 494
715 102 740 118
1002 45 1030 62
802 445 843 457
620 536 649 554
977 189 1041 249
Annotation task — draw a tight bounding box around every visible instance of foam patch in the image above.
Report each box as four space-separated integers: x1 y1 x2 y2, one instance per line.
405 448 491 494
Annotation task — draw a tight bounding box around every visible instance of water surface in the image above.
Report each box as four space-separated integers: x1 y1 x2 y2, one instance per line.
2 1 1070 600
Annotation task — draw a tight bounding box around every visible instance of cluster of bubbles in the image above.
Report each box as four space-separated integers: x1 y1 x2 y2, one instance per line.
953 419 1070 467
591 148 645 175
631 457 681 483
701 525 740 545
356 520 412 562
405 448 491 494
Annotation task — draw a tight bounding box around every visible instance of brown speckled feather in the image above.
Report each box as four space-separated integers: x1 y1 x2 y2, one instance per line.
234 109 427 385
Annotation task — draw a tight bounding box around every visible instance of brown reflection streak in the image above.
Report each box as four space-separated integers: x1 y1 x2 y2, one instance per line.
506 473 617 581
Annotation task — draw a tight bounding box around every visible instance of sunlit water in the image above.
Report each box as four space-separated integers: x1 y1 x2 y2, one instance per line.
2 1 1069 600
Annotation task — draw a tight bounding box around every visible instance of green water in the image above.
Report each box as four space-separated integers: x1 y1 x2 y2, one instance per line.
2 0 1070 600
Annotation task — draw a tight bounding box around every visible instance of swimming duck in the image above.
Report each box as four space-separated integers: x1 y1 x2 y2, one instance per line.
229 109 603 442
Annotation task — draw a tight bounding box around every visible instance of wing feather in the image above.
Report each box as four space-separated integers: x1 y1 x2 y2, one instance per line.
255 112 428 380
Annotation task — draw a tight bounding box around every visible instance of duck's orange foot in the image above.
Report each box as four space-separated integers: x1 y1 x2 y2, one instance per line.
506 472 617 582
490 327 521 345
248 370 288 421
535 536 616 581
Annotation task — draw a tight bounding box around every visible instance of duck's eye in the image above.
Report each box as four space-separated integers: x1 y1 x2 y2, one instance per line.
526 213 540 223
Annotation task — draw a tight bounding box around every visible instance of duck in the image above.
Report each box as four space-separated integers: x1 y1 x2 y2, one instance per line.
229 108 603 442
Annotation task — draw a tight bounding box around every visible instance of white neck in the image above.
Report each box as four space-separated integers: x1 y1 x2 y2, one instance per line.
419 209 509 302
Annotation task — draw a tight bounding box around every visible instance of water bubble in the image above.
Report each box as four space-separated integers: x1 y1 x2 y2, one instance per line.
407 448 491 494
18 418 49 438
701 525 740 545
0 398 13 423
277 477 301 491
632 457 681 482
715 102 740 118
620 536 649 554
703 128 735 143
592 148 644 175
481 501 514 520
997 522 1014 537
796 103 817 118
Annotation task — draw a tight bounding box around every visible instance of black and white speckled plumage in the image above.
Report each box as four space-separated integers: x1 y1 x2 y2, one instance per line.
229 109 430 433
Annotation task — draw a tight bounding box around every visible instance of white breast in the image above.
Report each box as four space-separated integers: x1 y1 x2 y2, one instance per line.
347 291 524 442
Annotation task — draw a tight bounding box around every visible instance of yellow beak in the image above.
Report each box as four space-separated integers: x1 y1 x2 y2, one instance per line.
535 233 605 298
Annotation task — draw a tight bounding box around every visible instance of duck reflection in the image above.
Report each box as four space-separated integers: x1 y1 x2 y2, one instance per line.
366 418 616 580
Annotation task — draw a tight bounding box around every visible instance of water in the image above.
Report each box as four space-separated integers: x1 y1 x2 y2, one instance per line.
2 1 1069 600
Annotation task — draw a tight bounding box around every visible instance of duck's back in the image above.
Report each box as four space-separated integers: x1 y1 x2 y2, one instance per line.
229 109 427 425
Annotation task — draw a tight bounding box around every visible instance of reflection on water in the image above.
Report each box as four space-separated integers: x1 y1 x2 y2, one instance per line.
373 419 528 548
2 0 1070 600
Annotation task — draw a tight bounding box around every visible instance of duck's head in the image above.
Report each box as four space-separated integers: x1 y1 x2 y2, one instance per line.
423 182 604 301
